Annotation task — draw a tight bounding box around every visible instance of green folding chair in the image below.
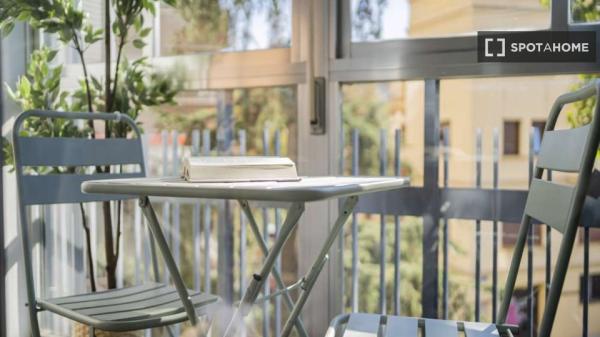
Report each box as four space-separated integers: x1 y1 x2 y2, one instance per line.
326 80 600 337
13 110 219 337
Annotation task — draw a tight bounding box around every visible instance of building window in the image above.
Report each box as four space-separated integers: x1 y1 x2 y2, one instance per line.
503 121 520 155
440 121 450 144
502 223 542 246
580 274 600 303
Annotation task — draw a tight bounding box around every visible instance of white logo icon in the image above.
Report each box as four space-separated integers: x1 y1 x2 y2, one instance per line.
484 38 506 57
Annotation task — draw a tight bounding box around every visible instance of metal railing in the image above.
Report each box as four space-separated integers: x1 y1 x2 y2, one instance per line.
343 125 596 337
12 124 596 337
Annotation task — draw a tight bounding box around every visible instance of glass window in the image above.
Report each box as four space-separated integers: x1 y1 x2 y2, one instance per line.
571 0 600 23
580 273 600 302
503 121 520 155
341 81 424 183
351 0 551 41
160 0 292 56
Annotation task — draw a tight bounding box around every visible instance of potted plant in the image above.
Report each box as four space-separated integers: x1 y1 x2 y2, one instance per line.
1 0 180 335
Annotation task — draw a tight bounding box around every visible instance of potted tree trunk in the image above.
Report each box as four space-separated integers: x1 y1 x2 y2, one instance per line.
1 0 180 336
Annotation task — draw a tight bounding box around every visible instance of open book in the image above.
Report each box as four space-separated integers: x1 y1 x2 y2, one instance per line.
182 156 300 182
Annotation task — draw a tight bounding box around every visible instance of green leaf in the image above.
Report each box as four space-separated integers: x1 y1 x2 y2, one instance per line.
47 49 59 61
1 22 15 37
139 27 152 38
19 77 31 97
132 39 146 49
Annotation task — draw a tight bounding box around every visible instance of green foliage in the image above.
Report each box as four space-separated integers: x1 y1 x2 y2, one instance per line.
169 0 284 53
572 0 600 23
540 0 599 22
156 87 296 156
2 47 86 169
345 216 473 319
5 47 69 111
567 74 599 128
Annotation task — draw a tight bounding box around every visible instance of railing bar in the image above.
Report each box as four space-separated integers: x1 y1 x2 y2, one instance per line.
134 200 142 284
141 134 150 284
203 129 212 294
492 128 499 322
262 127 270 337
442 127 449 320
339 116 346 315
475 129 482 322
238 129 248 337
393 128 401 316
239 129 247 296
274 130 282 337
351 128 360 312
583 224 589 337
191 130 201 291
171 131 181 273
545 168 552 302
527 127 534 337
161 130 171 284
379 128 387 314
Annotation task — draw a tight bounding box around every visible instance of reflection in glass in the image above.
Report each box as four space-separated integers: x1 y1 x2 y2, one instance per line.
351 0 551 41
161 0 291 56
570 0 600 23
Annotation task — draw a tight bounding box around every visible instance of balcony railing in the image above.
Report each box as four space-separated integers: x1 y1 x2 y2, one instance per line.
3 125 596 337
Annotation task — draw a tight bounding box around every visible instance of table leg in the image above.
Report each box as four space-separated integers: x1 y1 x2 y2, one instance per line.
279 196 358 337
139 196 198 326
238 200 310 337
223 201 305 337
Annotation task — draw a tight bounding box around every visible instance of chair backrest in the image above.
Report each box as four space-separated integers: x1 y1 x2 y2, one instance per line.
12 110 147 316
13 110 146 206
497 80 600 336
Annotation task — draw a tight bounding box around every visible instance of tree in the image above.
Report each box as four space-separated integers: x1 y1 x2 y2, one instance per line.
539 0 599 128
1 0 180 292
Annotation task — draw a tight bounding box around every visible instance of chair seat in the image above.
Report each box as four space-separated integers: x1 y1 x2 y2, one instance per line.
37 282 220 331
330 313 519 337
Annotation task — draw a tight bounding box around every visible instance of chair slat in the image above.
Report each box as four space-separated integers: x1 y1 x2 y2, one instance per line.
21 172 143 205
385 316 418 337
49 283 165 305
463 322 499 337
80 292 186 315
424 319 458 337
90 292 217 321
524 179 575 233
343 313 381 337
537 124 590 172
16 137 144 167
58 287 175 310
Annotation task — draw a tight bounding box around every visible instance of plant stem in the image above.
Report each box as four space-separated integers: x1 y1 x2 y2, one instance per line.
102 201 117 289
79 203 97 292
72 33 95 133
108 38 126 113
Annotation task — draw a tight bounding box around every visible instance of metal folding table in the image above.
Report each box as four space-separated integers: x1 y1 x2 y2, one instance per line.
82 176 409 337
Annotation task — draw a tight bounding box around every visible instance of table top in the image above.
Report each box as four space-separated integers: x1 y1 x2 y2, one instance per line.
82 176 409 202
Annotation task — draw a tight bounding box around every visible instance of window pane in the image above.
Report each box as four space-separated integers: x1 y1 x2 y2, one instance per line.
571 0 600 23
351 0 550 41
160 0 292 56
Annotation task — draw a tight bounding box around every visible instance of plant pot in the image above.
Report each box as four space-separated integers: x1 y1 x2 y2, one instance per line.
72 323 143 337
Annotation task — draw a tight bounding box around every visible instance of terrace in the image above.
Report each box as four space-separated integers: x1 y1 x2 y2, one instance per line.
1 1 600 337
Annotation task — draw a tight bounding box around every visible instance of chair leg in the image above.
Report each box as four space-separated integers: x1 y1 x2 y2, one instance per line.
88 326 95 337
29 311 41 337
